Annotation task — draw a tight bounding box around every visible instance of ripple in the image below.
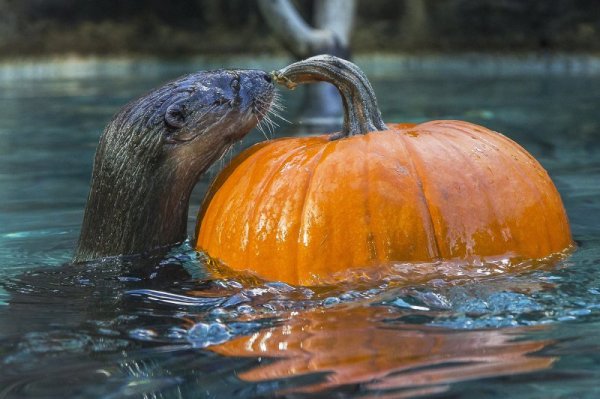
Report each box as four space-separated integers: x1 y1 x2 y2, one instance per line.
126 289 225 308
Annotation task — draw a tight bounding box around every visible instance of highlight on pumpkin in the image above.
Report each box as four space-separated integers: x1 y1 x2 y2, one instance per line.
195 55 573 286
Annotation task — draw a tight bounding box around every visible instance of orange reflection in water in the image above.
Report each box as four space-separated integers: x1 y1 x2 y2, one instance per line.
211 306 554 395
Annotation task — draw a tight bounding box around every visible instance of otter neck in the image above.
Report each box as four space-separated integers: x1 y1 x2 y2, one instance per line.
74 170 192 263
73 134 206 263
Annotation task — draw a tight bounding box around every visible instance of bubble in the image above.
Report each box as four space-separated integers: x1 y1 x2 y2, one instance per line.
187 322 231 348
265 282 295 293
323 297 340 307
129 328 157 341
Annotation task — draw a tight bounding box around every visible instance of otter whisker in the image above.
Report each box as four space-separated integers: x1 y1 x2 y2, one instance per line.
254 102 276 140
256 119 272 140
270 92 286 111
257 126 270 140
263 109 281 134
250 89 289 141
267 108 291 124
264 94 290 125
263 113 279 134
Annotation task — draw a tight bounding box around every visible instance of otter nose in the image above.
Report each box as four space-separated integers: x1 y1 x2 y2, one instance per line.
235 70 275 110
243 71 274 93
247 71 274 87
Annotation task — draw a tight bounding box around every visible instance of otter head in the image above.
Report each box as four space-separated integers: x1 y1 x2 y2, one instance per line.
74 70 274 262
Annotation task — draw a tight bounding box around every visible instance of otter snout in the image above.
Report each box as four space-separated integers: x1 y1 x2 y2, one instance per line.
219 70 275 140
239 71 274 116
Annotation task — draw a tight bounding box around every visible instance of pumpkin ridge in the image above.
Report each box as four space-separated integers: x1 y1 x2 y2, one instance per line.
395 130 442 259
435 129 504 256
401 128 465 257
479 129 566 255
364 133 377 262
440 122 552 249
296 141 338 281
419 123 551 257
434 122 501 151
478 127 564 252
473 126 555 254
285 143 329 284
245 143 317 272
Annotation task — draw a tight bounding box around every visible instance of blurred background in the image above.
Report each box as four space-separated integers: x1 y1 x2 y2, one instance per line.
3 0 600 123
1 0 600 57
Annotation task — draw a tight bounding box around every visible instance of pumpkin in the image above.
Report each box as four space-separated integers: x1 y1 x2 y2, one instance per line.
195 55 572 285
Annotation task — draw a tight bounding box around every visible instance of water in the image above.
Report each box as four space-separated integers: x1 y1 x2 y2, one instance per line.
1 56 599 398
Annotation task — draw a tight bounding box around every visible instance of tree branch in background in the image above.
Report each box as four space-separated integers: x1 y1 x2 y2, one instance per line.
313 0 355 51
258 0 355 58
258 0 330 57
258 0 357 125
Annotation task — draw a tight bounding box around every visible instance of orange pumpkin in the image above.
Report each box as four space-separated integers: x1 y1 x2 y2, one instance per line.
195 55 572 285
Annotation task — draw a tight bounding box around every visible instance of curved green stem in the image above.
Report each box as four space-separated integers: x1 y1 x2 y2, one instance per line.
272 55 388 139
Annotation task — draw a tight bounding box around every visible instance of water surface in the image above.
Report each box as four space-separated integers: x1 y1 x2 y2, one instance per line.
0 56 599 398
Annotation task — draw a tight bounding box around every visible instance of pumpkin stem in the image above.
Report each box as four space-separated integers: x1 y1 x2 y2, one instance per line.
273 55 388 139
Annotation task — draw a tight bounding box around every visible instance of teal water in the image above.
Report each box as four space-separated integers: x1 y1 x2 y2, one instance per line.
0 57 599 398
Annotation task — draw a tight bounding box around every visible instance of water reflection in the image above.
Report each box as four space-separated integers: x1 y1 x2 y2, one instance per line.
211 305 554 396
1 243 598 398
0 250 561 398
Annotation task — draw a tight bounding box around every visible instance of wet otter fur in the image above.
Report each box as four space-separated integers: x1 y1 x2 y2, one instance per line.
74 69 274 262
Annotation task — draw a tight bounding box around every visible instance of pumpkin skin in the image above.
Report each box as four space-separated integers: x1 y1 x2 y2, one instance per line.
195 55 572 285
195 120 572 285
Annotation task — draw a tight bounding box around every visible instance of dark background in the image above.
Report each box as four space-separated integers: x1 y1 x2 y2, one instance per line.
1 0 600 57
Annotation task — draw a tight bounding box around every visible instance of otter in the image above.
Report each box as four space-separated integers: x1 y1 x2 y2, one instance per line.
74 69 274 262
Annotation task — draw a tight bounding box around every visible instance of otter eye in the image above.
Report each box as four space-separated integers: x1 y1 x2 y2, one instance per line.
165 102 186 129
230 78 240 91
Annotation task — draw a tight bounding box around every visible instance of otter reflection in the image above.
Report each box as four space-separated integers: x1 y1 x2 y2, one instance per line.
211 305 554 395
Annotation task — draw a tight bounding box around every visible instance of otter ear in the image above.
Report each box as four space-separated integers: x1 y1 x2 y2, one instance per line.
163 100 198 144
164 102 186 129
